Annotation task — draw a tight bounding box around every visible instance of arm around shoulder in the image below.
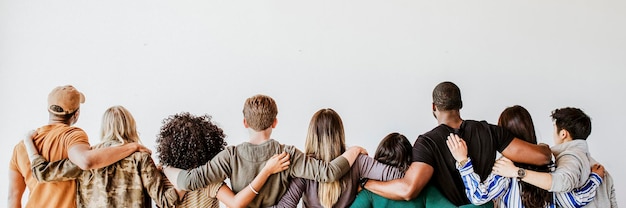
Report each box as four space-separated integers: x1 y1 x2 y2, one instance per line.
364 162 433 201
501 138 551 166
67 142 147 170
169 148 232 191
288 146 360 183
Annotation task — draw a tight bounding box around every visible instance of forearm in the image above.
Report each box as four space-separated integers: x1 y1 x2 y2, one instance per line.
291 149 351 183
229 169 272 207
8 170 26 208
7 195 22 208
557 173 602 207
31 155 81 182
364 179 414 201
502 139 551 166
520 169 552 190
7 190 24 208
69 143 139 170
364 162 432 201
459 161 509 204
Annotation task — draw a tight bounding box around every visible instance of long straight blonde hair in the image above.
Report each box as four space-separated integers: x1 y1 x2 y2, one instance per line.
304 108 345 208
99 106 140 146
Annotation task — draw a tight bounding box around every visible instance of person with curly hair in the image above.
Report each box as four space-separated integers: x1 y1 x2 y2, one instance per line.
22 106 181 208
156 112 290 208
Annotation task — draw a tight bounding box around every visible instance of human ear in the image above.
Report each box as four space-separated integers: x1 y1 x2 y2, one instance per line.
243 118 249 128
271 119 278 128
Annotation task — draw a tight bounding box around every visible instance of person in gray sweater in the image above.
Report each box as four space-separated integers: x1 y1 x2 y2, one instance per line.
493 107 618 207
271 109 405 208
162 95 366 207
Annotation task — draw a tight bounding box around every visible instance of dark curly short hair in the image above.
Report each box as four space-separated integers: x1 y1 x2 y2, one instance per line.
156 112 227 170
432 81 463 111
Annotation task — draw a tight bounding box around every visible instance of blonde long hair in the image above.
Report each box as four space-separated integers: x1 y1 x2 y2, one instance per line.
304 108 345 208
99 106 140 145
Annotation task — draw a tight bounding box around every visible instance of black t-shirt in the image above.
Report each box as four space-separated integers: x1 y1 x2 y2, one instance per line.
412 120 515 206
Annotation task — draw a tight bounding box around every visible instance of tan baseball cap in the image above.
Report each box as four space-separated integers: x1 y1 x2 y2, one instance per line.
48 85 85 115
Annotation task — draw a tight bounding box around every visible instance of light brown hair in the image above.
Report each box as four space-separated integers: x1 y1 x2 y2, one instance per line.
242 94 278 131
304 108 345 208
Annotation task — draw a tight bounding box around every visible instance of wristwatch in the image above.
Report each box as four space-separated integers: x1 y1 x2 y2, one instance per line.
517 168 526 179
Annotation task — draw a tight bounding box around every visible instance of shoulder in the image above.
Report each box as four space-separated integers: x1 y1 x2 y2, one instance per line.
281 144 299 155
126 151 154 164
219 145 238 155
9 142 26 169
59 126 87 136
463 120 494 129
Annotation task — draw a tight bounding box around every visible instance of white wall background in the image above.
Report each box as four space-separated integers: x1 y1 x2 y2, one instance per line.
1 0 623 207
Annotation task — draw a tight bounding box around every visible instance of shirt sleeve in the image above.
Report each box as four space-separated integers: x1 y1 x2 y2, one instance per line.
139 153 179 208
412 135 435 166
487 123 515 153
9 143 22 172
458 159 510 205
356 155 404 181
206 182 224 198
550 153 586 192
555 172 602 207
177 148 232 191
349 190 374 208
64 127 90 148
30 155 82 182
287 147 351 183
269 178 306 208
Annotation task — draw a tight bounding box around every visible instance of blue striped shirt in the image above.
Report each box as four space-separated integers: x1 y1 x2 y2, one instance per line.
458 158 602 208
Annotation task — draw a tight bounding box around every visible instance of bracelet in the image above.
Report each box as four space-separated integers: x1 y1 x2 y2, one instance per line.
248 184 259 195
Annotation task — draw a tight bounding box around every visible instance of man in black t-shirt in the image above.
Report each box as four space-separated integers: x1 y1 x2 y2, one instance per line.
364 81 552 206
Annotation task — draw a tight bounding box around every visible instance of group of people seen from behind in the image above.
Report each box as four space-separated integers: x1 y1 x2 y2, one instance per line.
8 81 617 208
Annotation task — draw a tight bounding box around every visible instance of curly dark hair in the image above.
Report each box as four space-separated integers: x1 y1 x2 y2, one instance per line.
156 112 227 170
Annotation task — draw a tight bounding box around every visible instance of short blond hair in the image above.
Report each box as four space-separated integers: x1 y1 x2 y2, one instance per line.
242 94 278 131
100 105 140 144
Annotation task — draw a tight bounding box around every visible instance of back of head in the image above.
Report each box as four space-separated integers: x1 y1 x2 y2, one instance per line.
243 94 278 131
551 107 592 140
374 132 412 172
498 105 552 207
156 112 227 170
305 108 345 208
100 106 140 145
432 81 463 111
48 85 86 122
498 105 537 144
305 108 346 160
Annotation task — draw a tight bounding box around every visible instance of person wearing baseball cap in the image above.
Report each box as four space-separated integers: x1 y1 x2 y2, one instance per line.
8 85 151 208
